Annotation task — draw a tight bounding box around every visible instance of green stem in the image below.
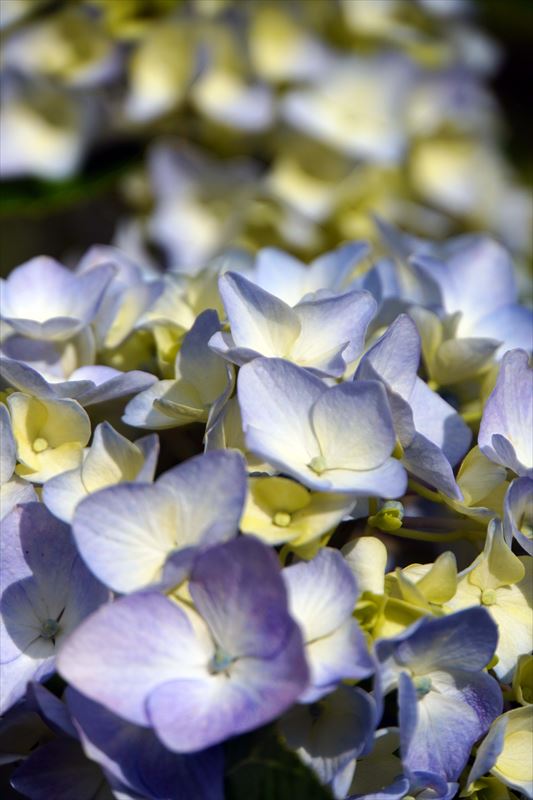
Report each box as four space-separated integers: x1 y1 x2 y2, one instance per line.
383 526 485 544
407 480 444 504
279 545 291 566
402 515 485 532
387 527 464 543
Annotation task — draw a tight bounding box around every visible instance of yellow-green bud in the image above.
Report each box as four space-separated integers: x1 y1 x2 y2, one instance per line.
368 501 404 532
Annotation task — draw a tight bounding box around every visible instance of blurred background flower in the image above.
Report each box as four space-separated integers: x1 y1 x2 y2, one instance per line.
0 0 531 276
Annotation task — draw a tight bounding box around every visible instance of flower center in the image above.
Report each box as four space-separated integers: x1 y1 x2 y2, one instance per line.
273 511 292 527
40 618 60 640
208 647 235 675
413 675 432 697
481 589 497 606
32 437 49 453
308 455 327 475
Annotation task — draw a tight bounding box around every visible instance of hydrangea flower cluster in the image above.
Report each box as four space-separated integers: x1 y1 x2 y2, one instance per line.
1 220 532 799
1 0 531 260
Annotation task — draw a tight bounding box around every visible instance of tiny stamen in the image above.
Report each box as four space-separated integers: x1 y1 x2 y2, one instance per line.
40 618 60 640
481 589 497 606
208 647 235 675
413 675 432 697
308 456 327 475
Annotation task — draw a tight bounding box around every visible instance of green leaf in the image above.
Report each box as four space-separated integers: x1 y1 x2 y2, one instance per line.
0 142 143 217
225 726 333 800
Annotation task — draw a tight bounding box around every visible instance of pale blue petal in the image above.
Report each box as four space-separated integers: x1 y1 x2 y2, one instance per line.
401 433 462 500
356 314 420 401
281 686 375 799
283 549 358 642
157 450 246 547
218 272 300 357
466 714 507 787
503 477 533 555
253 248 309 306
311 382 397 471
293 290 376 372
72 483 181 593
479 349 533 476
408 378 471 467
0 403 16 483
475 304 533 357
238 357 325 473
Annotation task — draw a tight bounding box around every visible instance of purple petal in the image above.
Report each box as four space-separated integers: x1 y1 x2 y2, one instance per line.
1 504 108 712
189 537 297 660
376 608 499 676
146 621 308 752
26 683 77 738
503 477 533 555
11 738 114 800
66 689 225 800
57 592 211 727
399 668 502 782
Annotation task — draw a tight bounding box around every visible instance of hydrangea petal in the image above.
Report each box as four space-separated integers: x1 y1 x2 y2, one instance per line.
1 503 107 713
146 621 307 753
189 537 294 660
311 381 396 471
72 483 181 592
399 668 502 782
57 592 212 727
479 349 533 476
292 290 376 373
503 477 533 555
238 357 324 472
66 689 225 800
218 272 301 357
